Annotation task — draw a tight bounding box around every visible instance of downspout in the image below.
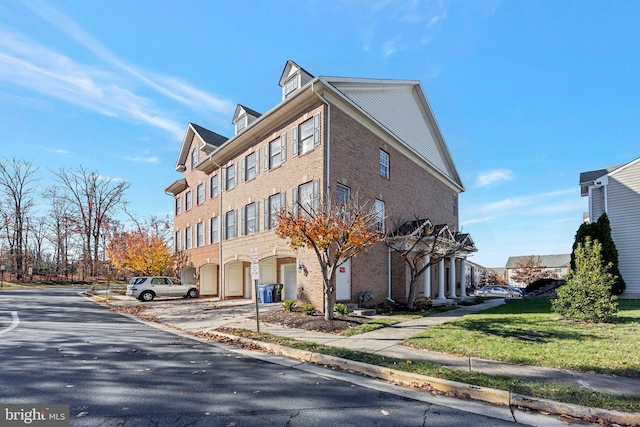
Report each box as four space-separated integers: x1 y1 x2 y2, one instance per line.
388 247 392 299
312 81 331 312
208 156 225 300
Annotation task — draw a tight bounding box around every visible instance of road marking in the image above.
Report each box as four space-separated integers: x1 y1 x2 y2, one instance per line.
0 311 19 335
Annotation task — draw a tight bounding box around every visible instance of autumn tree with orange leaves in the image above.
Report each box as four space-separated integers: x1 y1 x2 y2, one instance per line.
106 216 173 277
275 191 380 320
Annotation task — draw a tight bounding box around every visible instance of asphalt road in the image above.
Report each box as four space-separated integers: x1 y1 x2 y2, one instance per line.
0 288 590 426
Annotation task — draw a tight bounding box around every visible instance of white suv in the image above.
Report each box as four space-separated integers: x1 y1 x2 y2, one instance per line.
126 276 198 301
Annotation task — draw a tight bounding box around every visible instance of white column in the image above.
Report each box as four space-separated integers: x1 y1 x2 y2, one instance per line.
436 257 446 300
459 258 467 297
422 255 431 298
448 256 457 298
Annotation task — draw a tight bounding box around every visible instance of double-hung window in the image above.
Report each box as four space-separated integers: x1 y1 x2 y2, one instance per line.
293 179 320 215
224 164 237 191
224 210 237 240
337 184 350 208
210 216 219 243
452 196 457 215
375 199 385 232
197 183 205 205
292 113 320 157
264 134 286 170
185 226 192 249
185 191 192 211
243 203 258 235
243 151 259 181
174 230 181 252
175 197 181 215
210 175 219 198
380 150 390 178
284 77 298 98
197 222 205 247
264 192 286 230
191 148 199 170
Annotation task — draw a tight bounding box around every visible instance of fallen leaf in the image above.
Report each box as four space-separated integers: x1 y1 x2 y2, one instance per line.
381 410 389 416
76 412 89 417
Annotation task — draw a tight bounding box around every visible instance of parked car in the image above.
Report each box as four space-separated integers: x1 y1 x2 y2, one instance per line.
126 276 198 301
473 285 522 299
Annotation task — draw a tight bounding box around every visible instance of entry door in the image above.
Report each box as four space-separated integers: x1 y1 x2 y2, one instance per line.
336 259 351 301
226 263 244 297
200 265 218 296
281 264 297 301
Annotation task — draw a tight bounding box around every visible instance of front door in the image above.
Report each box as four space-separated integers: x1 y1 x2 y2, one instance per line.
336 259 351 301
281 264 297 301
200 264 218 296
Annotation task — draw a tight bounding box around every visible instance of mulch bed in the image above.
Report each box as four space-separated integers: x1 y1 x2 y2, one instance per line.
257 309 371 334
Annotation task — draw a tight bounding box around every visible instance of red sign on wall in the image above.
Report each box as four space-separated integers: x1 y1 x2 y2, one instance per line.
339 267 346 273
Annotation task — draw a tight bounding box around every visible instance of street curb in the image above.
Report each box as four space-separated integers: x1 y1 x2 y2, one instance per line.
207 330 640 427
91 296 640 427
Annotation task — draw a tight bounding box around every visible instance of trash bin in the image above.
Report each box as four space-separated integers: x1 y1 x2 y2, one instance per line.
257 284 268 303
264 284 274 303
273 283 283 302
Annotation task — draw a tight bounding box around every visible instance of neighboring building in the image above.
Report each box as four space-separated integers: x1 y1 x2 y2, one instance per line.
165 60 474 310
505 254 571 287
580 157 640 298
464 260 487 290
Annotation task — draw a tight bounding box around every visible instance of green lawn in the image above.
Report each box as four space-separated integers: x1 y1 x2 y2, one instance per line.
404 299 640 378
341 318 399 336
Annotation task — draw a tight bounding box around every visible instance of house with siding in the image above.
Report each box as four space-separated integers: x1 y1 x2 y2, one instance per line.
580 157 640 298
165 60 475 311
505 254 571 287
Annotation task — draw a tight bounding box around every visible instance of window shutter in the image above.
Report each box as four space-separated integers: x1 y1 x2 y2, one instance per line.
233 210 238 237
241 206 246 236
292 126 298 157
292 187 298 216
263 144 269 170
264 198 270 230
255 202 260 233
221 168 227 191
313 113 321 146
281 133 287 163
279 192 286 213
240 157 246 182
255 148 260 176
312 179 320 212
221 214 226 240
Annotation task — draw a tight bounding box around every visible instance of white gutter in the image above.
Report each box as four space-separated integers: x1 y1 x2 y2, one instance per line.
387 247 392 299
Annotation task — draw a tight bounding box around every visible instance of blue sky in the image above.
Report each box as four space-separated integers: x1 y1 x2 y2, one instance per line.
1 0 638 267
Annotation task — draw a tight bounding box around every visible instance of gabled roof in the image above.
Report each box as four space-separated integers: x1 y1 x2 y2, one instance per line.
505 254 571 269
579 157 640 196
279 60 314 86
232 104 261 124
175 123 228 172
319 76 464 191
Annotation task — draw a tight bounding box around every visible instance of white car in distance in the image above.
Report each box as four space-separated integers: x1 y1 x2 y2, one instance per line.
126 276 198 301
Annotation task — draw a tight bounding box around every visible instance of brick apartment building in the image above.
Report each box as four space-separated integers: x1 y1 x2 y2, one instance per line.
165 60 475 310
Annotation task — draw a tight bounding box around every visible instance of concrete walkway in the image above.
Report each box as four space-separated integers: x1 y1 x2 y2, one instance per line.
109 295 640 398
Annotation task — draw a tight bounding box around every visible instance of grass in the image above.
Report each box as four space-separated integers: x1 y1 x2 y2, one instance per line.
341 317 399 336
222 328 640 413
390 305 458 319
404 299 640 378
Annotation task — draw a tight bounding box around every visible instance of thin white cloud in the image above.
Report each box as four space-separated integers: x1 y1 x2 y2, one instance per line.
478 188 578 217
126 156 160 164
474 169 514 188
460 216 493 227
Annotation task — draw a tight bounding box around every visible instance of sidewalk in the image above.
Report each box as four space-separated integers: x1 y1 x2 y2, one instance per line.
116 295 640 398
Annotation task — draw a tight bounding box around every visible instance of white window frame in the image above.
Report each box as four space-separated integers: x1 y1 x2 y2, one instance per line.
380 149 390 179
210 216 219 243
175 196 181 215
243 202 259 235
285 77 298 97
197 222 205 247
293 179 320 215
185 226 192 249
210 175 219 198
375 199 385 232
225 164 237 190
225 210 237 240
197 183 205 205
185 191 192 211
191 148 199 170
265 134 286 170
337 183 350 208
174 230 181 252
292 113 320 157
265 192 286 230
244 151 259 181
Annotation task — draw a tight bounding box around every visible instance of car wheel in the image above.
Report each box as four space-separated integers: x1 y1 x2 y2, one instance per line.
187 288 198 299
140 291 155 301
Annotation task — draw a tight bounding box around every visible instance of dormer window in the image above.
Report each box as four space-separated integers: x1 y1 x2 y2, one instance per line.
284 77 298 98
235 116 247 134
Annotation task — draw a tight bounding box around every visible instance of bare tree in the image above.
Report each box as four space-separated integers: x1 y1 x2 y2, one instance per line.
385 217 476 309
42 186 74 278
510 255 549 286
51 166 130 277
0 158 39 280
